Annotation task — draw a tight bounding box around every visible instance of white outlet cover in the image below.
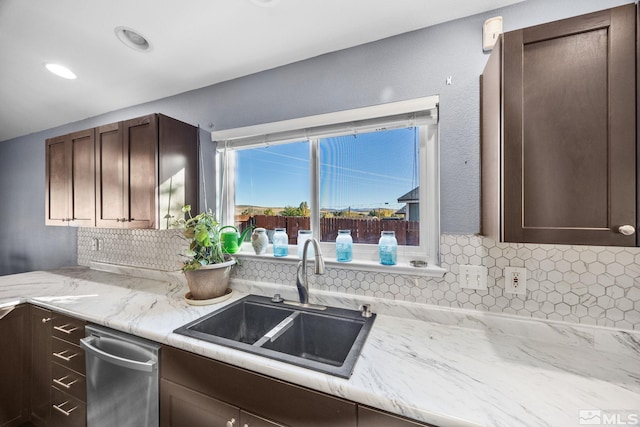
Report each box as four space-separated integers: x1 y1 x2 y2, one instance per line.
505 266 527 295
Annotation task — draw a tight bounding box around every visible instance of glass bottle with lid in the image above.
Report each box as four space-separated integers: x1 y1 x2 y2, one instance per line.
272 228 289 257
378 230 397 265
336 229 353 262
297 230 314 258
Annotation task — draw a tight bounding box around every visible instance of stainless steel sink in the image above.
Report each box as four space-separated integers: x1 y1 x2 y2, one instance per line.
174 294 376 378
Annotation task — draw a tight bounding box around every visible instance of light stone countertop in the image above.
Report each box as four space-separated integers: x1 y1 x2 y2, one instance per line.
0 264 638 427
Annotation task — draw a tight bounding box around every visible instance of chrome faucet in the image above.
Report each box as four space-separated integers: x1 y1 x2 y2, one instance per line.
295 238 325 305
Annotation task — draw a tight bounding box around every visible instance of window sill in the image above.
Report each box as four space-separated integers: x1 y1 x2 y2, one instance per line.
233 250 447 278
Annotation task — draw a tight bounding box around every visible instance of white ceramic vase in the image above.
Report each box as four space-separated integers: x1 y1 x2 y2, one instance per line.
251 228 269 255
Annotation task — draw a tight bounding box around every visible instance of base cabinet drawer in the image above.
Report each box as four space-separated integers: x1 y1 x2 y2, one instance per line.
51 362 86 402
51 314 86 345
51 387 86 427
52 337 85 374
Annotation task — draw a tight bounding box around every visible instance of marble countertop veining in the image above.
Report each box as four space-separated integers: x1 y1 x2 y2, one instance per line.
0 265 638 427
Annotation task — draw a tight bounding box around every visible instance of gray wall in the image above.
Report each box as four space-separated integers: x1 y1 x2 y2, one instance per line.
0 0 631 275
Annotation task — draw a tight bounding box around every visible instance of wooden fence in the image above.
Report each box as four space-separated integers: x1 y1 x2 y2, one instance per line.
238 215 419 246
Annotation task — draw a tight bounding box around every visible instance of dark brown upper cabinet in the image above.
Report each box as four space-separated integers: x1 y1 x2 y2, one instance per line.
96 115 158 228
43 113 197 229
481 4 637 246
45 129 96 227
95 114 199 229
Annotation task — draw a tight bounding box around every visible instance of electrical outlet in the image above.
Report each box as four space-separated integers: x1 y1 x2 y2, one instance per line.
504 267 527 295
459 265 488 290
91 238 103 251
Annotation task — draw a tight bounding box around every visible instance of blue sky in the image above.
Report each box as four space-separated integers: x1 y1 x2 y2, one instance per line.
236 127 419 210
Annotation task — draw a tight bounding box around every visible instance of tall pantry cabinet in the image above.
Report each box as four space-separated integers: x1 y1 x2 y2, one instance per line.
481 3 637 247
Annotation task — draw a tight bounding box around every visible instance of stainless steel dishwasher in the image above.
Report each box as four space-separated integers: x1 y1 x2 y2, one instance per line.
80 325 160 427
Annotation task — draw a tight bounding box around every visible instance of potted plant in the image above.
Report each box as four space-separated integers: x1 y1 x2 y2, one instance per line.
174 205 236 300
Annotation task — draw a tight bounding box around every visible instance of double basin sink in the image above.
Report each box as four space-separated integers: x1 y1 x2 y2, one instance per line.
174 294 376 378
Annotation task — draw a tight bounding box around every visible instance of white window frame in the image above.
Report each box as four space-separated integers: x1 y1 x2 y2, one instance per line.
212 96 445 277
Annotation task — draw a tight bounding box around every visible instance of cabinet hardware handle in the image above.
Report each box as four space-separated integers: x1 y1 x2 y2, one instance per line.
54 323 79 334
42 317 52 323
61 218 67 222
226 418 236 427
618 225 635 236
53 375 78 389
53 349 78 362
52 401 77 416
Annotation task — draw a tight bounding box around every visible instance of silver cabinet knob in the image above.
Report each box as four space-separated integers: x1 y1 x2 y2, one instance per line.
226 418 236 427
42 317 52 323
618 225 635 236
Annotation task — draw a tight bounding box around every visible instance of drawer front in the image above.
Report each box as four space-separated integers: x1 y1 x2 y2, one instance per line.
52 337 85 374
52 362 86 402
51 386 86 427
52 314 86 345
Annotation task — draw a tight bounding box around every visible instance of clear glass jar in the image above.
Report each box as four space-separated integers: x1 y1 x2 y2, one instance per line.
272 228 289 257
378 230 397 265
297 230 313 258
336 229 353 262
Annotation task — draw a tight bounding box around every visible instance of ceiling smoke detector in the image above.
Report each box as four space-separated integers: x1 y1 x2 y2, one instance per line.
115 26 152 52
249 0 280 7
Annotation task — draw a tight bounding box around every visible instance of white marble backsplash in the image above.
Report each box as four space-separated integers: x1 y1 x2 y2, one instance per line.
77 229 640 330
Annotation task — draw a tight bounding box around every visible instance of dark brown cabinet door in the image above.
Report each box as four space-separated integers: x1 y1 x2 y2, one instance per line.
160 379 239 427
358 407 432 427
45 136 69 226
0 305 30 427
45 129 95 227
30 306 52 426
68 130 96 227
161 345 357 427
95 122 124 228
122 114 158 229
241 411 287 427
483 4 637 246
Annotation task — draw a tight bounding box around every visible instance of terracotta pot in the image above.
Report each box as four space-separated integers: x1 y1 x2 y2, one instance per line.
183 258 236 300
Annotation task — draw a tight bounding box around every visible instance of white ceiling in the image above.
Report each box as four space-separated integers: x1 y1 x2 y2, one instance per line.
0 0 522 142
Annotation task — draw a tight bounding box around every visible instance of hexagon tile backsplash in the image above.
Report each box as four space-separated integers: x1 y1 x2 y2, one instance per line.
77 229 640 331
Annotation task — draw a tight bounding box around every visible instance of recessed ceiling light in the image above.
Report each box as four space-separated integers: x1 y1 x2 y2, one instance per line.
115 26 151 52
45 63 77 80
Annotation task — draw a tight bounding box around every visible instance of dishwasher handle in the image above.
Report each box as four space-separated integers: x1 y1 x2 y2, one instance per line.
80 336 156 372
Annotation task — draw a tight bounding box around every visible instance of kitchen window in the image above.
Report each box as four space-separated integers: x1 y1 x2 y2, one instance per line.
213 96 442 275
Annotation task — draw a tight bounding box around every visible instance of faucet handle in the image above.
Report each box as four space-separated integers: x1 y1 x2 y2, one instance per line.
360 304 372 318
